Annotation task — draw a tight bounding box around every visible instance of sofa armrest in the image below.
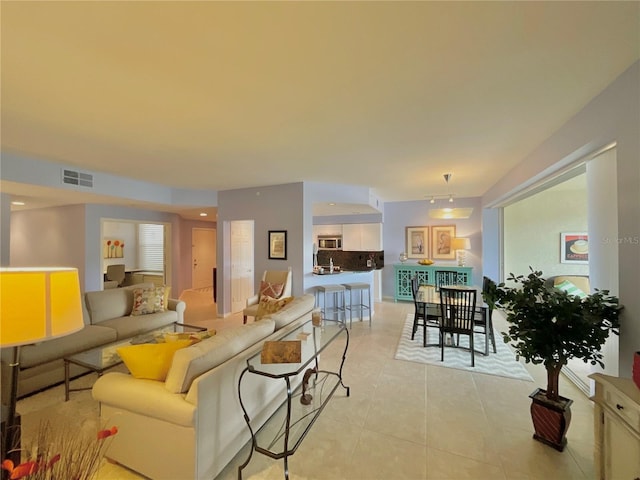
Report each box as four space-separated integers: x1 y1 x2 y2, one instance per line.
92 372 195 427
245 294 259 308
167 299 186 323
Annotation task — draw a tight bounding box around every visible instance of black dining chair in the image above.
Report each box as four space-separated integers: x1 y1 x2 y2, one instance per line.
439 287 477 366
476 276 497 354
434 270 459 292
411 275 440 347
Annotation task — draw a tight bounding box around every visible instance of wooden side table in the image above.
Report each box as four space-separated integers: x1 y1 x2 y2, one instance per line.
589 373 640 480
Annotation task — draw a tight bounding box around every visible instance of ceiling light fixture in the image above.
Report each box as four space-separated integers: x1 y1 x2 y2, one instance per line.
199 212 207 217
425 172 474 219
11 201 25 206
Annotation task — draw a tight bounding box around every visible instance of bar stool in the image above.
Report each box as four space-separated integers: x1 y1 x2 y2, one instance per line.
315 284 346 323
342 282 372 328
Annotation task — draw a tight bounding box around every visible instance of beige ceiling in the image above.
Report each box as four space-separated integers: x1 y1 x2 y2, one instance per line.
1 1 639 216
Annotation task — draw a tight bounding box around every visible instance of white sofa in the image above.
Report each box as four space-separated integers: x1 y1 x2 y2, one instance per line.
1 283 185 403
92 293 315 480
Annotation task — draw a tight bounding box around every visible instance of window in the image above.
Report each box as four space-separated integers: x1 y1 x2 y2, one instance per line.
138 224 164 271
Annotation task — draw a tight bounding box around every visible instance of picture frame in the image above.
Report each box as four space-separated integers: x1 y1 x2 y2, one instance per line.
406 226 430 259
431 225 456 260
268 230 287 260
560 232 588 264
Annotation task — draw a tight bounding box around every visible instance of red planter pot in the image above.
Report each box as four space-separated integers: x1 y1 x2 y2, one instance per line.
529 388 574 452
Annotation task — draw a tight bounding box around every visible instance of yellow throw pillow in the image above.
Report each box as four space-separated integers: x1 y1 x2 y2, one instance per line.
256 295 294 321
117 339 192 381
131 286 166 316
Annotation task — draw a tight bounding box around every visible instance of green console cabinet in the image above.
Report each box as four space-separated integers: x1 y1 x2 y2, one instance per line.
394 264 473 301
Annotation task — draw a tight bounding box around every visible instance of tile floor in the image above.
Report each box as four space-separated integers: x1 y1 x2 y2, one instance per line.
101 299 594 479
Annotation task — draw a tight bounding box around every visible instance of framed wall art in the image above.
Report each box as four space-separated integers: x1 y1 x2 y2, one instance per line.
268 230 287 260
103 239 125 258
406 226 430 259
560 232 588 264
431 225 456 260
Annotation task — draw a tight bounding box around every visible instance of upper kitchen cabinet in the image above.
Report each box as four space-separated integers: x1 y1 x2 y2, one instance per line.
342 223 382 251
313 224 342 239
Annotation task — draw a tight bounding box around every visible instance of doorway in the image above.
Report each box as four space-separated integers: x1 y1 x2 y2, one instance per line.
191 228 216 290
230 220 254 313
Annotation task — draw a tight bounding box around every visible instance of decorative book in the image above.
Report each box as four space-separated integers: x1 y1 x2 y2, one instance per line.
261 340 302 364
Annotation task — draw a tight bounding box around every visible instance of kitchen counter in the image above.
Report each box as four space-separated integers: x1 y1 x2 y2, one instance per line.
312 270 372 275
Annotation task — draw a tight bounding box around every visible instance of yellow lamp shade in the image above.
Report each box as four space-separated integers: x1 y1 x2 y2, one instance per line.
0 267 84 347
451 237 471 251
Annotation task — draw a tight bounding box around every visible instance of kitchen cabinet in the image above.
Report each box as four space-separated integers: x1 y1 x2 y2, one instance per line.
589 373 640 480
342 223 382 251
313 225 342 242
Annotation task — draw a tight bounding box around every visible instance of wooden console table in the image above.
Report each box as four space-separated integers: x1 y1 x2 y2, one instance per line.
393 264 472 301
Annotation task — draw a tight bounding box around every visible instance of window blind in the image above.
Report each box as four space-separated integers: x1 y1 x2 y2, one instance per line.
138 224 164 271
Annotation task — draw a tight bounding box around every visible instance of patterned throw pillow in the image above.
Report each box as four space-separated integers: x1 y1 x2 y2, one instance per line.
163 329 216 344
131 286 167 316
555 280 588 299
260 281 284 299
256 295 294 320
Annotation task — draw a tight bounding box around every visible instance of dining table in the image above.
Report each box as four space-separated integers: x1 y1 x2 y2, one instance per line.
416 284 493 356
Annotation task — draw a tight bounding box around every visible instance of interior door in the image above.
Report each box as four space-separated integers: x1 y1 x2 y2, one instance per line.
192 228 216 290
230 220 254 313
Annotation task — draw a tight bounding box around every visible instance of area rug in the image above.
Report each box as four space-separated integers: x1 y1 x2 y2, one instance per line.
394 313 533 381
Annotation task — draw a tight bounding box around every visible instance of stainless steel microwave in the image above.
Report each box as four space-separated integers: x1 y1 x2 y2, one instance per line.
318 236 342 250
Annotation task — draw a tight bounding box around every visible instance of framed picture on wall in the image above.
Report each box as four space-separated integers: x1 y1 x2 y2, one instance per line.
561 232 588 264
406 226 430 259
431 225 456 260
103 239 125 258
268 230 287 260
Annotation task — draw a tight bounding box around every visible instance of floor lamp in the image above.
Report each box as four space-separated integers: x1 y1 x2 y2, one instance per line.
0 267 84 463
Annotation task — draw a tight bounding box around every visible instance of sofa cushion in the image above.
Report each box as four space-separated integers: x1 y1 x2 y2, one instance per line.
97 310 178 340
267 294 315 330
19 325 118 369
165 319 275 393
117 339 192 381
256 295 294 321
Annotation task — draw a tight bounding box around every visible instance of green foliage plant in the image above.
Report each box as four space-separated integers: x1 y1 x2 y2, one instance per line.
488 268 621 402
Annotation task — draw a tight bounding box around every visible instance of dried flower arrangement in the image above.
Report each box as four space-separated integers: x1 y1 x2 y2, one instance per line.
2 421 117 480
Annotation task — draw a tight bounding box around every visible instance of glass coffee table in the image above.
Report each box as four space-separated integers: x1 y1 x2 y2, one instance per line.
63 322 205 401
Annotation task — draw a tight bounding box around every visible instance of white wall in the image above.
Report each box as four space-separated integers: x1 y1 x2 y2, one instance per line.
504 176 588 280
382 196 483 299
10 205 87 286
102 221 137 271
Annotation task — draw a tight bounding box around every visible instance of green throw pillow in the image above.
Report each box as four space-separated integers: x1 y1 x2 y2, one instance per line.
555 280 587 299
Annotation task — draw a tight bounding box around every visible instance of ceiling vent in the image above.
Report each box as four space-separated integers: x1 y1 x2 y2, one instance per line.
62 169 93 188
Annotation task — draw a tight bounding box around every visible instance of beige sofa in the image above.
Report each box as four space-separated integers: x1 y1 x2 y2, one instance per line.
1 283 185 402
92 293 316 480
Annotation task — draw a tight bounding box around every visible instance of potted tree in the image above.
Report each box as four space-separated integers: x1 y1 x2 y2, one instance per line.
487 268 621 451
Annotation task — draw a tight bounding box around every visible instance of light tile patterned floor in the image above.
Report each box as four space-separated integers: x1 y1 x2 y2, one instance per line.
21 299 594 479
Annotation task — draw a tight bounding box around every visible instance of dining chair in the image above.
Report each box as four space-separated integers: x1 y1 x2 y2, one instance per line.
439 287 477 366
476 276 497 354
434 270 459 292
410 275 440 347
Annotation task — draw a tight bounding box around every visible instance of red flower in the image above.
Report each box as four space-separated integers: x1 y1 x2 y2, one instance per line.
97 426 118 440
1 459 39 479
